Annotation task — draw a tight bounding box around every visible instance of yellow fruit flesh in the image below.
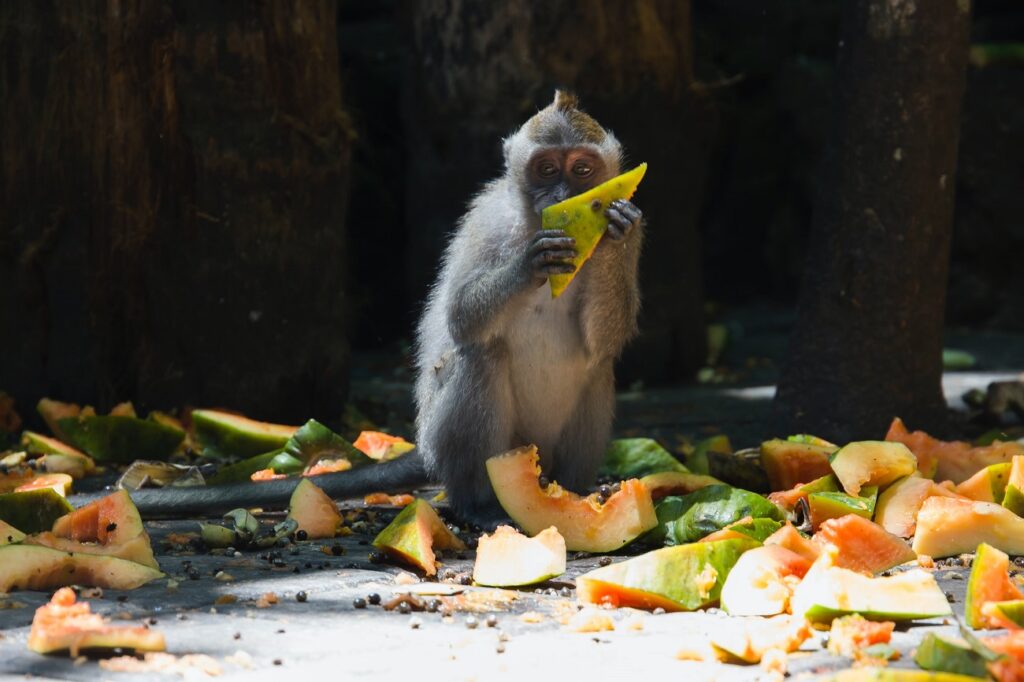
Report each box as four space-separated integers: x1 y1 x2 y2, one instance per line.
544 163 647 298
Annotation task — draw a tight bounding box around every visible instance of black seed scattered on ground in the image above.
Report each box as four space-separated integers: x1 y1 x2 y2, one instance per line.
397 602 411 614
485 614 498 628
233 633 241 640
353 598 367 609
296 591 308 603
466 616 478 629
598 557 612 567
273 659 282 666
296 529 308 541
368 593 381 605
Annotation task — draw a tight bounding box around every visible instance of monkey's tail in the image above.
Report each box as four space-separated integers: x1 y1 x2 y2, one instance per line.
68 451 431 519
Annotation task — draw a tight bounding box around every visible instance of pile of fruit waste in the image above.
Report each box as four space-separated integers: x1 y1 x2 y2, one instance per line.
2 394 1024 680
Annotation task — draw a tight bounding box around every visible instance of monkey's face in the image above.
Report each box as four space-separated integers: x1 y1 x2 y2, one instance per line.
525 147 609 214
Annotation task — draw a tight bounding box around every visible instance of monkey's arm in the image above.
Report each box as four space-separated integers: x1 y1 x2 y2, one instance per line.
68 451 429 519
581 200 644 360
447 229 576 345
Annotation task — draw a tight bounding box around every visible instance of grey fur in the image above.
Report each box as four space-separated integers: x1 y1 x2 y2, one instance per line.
413 92 643 522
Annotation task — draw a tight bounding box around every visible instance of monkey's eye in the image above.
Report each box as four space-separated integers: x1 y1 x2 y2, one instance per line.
572 162 593 178
536 160 559 179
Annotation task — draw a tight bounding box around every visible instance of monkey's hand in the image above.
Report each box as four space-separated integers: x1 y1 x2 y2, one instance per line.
604 199 642 241
523 229 577 283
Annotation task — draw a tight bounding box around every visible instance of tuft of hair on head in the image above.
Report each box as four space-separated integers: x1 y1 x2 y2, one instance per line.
552 89 579 111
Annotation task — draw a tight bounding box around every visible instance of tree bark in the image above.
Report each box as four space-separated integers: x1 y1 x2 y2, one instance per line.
0 1 352 422
403 0 714 384
773 0 971 441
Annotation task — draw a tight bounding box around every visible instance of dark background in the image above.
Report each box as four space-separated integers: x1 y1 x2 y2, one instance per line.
1 0 1021 425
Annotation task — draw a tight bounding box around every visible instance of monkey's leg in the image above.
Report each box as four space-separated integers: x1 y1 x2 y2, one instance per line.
548 363 615 493
418 348 514 526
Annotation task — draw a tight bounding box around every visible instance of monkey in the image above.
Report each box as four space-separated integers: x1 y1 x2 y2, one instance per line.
411 90 642 522
75 91 643 524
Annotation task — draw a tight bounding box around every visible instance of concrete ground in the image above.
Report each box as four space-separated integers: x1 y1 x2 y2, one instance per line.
1 324 1022 680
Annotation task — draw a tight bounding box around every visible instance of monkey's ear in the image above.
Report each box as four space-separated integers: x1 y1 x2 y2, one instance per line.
553 89 578 111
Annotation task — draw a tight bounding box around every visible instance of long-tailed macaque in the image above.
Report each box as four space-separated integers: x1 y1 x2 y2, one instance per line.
98 91 642 524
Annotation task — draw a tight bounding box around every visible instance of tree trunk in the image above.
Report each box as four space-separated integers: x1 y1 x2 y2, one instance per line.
0 1 352 423
403 0 714 384
773 0 971 441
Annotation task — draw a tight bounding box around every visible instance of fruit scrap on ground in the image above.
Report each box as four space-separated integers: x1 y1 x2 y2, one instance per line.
472 525 566 587
28 587 166 655
372 498 465 576
354 431 416 461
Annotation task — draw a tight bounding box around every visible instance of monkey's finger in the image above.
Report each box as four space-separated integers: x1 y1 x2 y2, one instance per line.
532 236 576 253
604 207 632 238
539 249 577 264
605 223 627 241
534 229 573 242
539 263 576 275
612 200 643 224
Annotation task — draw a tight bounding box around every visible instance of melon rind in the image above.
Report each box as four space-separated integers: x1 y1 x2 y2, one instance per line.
576 537 758 612
914 632 991 680
192 409 299 459
57 416 185 463
790 560 951 623
544 163 647 298
0 489 74 534
0 544 163 592
487 445 657 553
829 441 917 496
372 499 465 576
956 462 1012 503
965 542 1023 629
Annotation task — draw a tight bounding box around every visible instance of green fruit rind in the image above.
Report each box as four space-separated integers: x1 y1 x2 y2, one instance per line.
817 668 988 681
0 489 74 534
1001 456 1024 516
57 416 185 463
829 441 917 496
206 449 304 485
791 561 951 623
576 537 759 611
191 409 298 459
956 462 1012 503
0 544 163 592
986 599 1024 627
914 633 992 680
685 435 732 475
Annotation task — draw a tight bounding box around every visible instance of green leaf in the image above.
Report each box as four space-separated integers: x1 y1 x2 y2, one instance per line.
283 419 373 467
600 438 687 479
649 485 785 546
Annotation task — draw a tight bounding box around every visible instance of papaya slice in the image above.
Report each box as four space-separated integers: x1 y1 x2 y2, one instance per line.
760 438 835 491
957 462 1012 503
914 632 991 680
807 487 877 531
576 537 758 612
286 479 343 539
886 416 1023 483
829 441 916 496
30 490 158 569
191 409 299 459
719 544 811 616
1001 455 1024 516
965 543 1024 629
0 544 163 592
21 431 95 476
764 522 822 563
353 431 416 461
790 550 951 623
472 525 566 587
0 488 73 534
875 475 964 538
0 519 25 546
15 473 73 497
913 496 1024 558
28 587 165 655
486 445 657 553
544 163 647 298
371 499 465 576
640 471 722 500
813 514 915 574
58 415 185 463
